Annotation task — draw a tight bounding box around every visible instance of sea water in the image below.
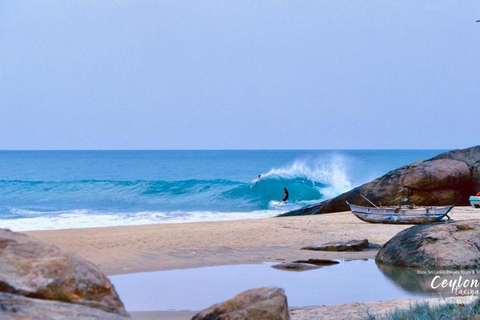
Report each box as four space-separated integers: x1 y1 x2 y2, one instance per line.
0 150 443 231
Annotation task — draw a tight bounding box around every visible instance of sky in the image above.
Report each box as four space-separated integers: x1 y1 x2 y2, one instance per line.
0 0 479 150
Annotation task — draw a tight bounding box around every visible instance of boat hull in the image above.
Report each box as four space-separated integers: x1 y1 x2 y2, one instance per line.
347 203 454 225
470 196 480 209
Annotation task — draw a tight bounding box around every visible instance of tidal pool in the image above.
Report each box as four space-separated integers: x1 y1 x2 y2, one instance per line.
109 260 447 312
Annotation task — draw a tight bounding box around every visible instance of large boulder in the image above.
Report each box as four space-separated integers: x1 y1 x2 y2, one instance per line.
192 287 290 320
375 219 480 268
0 229 128 317
0 293 129 320
281 146 480 216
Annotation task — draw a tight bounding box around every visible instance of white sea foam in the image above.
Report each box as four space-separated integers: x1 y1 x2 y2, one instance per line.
9 207 91 216
0 209 282 232
258 156 352 199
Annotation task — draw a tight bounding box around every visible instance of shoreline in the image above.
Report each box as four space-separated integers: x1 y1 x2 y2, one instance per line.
24 207 479 320
25 207 477 276
24 211 407 275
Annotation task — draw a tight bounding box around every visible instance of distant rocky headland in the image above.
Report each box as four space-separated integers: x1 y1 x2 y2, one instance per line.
280 146 480 216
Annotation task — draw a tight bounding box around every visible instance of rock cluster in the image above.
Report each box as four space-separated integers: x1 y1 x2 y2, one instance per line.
281 145 480 216
0 229 129 319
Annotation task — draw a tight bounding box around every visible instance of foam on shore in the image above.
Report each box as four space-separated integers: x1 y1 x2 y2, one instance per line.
0 209 282 232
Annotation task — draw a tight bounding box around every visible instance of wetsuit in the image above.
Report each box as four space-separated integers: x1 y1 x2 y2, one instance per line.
281 188 289 202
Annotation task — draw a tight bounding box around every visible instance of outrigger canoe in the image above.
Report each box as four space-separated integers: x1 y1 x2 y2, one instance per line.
346 202 454 225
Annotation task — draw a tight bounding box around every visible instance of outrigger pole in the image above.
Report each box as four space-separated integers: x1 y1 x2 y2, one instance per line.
359 193 379 208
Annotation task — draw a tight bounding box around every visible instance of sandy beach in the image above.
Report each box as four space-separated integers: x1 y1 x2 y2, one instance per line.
24 210 441 276
23 207 479 319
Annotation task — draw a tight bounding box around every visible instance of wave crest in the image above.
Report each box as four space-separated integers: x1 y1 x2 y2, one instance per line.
0 157 352 227
256 157 352 199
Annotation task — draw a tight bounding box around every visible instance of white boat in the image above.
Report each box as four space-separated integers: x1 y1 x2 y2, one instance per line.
347 202 454 225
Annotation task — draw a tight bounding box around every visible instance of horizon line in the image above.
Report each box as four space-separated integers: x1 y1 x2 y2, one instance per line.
0 148 453 152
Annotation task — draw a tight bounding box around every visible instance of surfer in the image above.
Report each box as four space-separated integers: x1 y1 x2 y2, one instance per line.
252 174 262 186
280 187 289 203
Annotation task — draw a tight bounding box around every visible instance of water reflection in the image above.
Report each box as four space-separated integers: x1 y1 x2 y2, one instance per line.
376 262 480 296
110 260 428 312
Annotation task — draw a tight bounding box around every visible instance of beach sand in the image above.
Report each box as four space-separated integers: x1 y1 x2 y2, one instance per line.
25 206 479 319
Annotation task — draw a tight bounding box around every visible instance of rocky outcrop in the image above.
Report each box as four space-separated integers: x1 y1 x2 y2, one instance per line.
281 146 480 216
375 220 480 268
0 229 128 317
0 293 129 320
301 239 369 252
192 287 290 320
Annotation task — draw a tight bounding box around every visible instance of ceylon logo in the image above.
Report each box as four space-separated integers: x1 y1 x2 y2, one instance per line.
430 270 480 295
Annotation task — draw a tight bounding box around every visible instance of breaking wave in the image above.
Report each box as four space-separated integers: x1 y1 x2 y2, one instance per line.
0 157 352 231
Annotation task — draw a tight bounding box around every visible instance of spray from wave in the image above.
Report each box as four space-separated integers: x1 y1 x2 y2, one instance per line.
256 155 352 203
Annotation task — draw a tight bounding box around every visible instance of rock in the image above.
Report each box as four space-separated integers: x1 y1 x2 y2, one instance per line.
301 239 369 252
191 287 290 320
0 229 128 317
375 219 480 268
292 259 339 266
0 292 129 320
401 159 470 191
367 243 383 249
271 263 321 271
280 146 480 216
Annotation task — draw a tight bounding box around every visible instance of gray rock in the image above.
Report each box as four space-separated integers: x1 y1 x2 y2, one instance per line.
302 239 369 252
271 263 321 271
292 259 339 266
376 219 480 268
280 145 480 216
192 287 290 320
0 229 128 317
0 292 129 320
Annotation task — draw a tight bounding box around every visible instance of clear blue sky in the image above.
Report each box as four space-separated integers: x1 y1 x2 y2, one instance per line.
0 0 479 150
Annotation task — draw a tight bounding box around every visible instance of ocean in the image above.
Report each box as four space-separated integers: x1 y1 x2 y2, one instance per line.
0 150 443 231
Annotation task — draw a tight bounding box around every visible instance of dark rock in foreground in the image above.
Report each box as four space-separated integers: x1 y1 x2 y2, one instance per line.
0 229 128 317
0 293 129 320
301 239 369 252
376 219 480 268
292 259 339 266
192 287 290 320
280 145 480 216
271 262 321 271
